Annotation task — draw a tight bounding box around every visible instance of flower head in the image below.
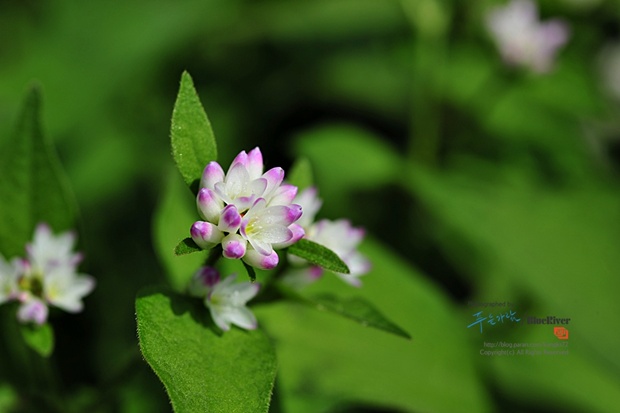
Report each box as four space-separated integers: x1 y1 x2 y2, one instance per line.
192 148 304 269
188 267 260 331
0 223 96 325
486 0 569 73
284 187 370 288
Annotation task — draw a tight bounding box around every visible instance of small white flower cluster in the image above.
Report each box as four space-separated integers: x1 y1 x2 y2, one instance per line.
486 0 569 73
188 266 260 332
188 148 371 331
284 187 371 288
191 147 304 270
0 224 95 325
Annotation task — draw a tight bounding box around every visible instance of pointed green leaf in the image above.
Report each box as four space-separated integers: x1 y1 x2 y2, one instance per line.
170 71 218 194
20 323 54 358
288 239 350 274
174 238 202 256
243 261 257 282
136 287 277 413
280 286 410 339
0 86 77 258
287 157 314 191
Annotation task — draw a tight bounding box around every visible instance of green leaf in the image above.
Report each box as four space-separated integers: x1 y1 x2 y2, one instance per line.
242 261 257 282
174 238 202 256
255 237 491 413
287 157 314 191
280 286 410 339
170 71 218 193
288 239 350 274
0 86 77 258
153 169 204 290
136 287 277 413
20 323 54 358
292 124 401 218
406 166 620 412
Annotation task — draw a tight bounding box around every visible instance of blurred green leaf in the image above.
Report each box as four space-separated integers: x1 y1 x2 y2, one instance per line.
174 238 202 256
153 169 204 290
20 323 54 358
0 86 77 258
257 237 491 413
0 384 18 412
136 287 277 413
279 286 410 339
406 165 620 412
171 71 217 194
293 124 402 217
288 239 350 274
287 157 314 191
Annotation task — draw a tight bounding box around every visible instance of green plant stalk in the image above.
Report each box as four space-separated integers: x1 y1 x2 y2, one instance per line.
401 0 449 167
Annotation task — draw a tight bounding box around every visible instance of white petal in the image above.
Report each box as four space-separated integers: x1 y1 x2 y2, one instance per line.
47 275 95 313
208 305 231 331
246 147 264 180
224 163 250 200
226 306 258 330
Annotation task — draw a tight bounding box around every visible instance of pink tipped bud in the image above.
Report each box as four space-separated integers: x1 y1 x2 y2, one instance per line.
187 266 221 297
222 234 247 259
190 221 224 250
218 204 242 233
231 150 249 168
197 188 223 222
243 249 279 270
201 162 225 190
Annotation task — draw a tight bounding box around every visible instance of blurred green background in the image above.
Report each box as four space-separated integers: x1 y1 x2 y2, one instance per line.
1 0 620 412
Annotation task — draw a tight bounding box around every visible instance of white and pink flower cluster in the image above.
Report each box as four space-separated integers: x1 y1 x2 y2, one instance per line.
0 224 95 325
486 0 569 73
188 266 260 331
191 148 304 269
284 187 371 288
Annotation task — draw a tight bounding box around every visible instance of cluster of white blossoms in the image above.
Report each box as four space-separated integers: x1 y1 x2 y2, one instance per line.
187 266 260 331
188 148 371 331
284 187 371 288
191 147 305 269
486 0 569 73
0 224 95 325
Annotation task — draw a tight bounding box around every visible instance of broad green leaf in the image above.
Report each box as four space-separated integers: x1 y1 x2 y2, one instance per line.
170 71 217 193
0 87 77 258
20 323 54 358
288 239 349 274
287 157 314 191
174 238 202 256
280 286 410 339
136 287 277 413
153 169 204 290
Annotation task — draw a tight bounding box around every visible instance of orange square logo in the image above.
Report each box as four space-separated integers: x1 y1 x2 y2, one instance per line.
554 327 569 340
